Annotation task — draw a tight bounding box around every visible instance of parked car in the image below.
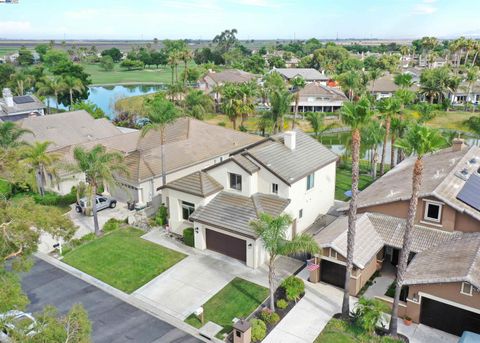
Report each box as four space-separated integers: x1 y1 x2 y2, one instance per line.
75 195 117 214
0 310 38 342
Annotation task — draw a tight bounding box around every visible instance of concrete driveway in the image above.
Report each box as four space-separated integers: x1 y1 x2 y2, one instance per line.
133 229 303 320
21 258 201 343
398 321 458 343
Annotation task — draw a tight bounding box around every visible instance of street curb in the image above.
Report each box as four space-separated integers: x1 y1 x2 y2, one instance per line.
34 252 221 343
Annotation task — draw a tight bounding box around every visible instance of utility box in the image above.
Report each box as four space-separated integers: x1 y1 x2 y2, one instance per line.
233 319 251 343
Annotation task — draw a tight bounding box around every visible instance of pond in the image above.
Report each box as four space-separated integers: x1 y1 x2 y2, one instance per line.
49 84 166 119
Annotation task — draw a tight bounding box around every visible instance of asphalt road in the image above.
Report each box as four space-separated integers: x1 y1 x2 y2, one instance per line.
21 259 201 343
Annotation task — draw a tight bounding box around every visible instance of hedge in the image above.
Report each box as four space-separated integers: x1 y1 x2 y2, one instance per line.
183 227 194 247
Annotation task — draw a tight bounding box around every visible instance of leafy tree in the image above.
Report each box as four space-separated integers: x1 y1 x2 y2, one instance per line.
213 28 238 54
420 67 453 104
36 75 64 112
150 50 167 68
0 63 15 89
43 49 70 68
72 101 107 119
269 88 292 133
101 47 122 62
264 71 287 93
70 145 127 236
61 75 85 109
390 125 445 336
120 59 144 71
9 70 33 96
17 47 34 66
99 55 114 71
306 112 336 137
250 213 319 311
181 66 201 83
340 97 374 318
243 54 266 74
337 70 362 100
464 116 480 138
267 55 286 68
34 44 50 60
415 102 437 123
352 297 389 334
394 74 414 89
184 89 214 119
0 121 31 150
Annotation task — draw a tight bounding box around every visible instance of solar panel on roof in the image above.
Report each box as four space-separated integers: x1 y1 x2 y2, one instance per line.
457 173 480 211
13 96 35 104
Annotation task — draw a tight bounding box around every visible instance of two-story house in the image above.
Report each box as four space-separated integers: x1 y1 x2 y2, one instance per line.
313 138 480 336
161 130 338 268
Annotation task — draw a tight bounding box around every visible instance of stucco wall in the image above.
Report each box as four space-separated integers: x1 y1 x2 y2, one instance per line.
206 160 257 197
455 212 480 232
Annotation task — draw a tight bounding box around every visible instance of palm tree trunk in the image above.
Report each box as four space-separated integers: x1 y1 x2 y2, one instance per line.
380 117 390 175
92 183 100 236
35 168 44 196
55 92 59 111
293 95 299 129
160 127 167 187
373 146 378 180
69 89 73 109
171 66 174 85
389 158 423 336
390 133 396 169
268 257 276 311
184 61 188 85
473 51 479 66
342 128 361 318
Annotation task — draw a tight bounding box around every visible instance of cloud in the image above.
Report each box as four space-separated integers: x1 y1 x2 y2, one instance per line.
230 0 285 8
412 1 437 15
0 21 32 33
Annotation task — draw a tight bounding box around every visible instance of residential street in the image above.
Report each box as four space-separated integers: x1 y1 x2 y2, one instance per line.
21 258 201 343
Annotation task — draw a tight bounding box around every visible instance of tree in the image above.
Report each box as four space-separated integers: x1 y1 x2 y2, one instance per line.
464 65 479 111
269 89 292 133
36 75 63 112
22 141 60 196
290 76 306 129
394 74 414 89
306 112 336 137
120 59 144 71
184 89 214 119
34 44 50 60
142 94 180 187
0 121 31 150
368 69 384 93
179 49 192 85
43 49 70 68
17 47 34 66
101 47 122 62
353 297 390 335
70 145 127 236
9 71 33 96
465 116 480 138
337 70 362 100
250 213 319 311
0 63 15 90
389 125 445 336
340 97 374 317
361 120 384 179
72 101 107 119
419 67 453 104
61 76 85 109
213 28 238 54
100 55 114 71
377 97 401 175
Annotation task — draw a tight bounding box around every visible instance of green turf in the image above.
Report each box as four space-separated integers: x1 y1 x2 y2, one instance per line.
335 164 375 201
0 47 20 56
314 319 403 343
185 277 268 335
82 61 195 85
62 227 186 293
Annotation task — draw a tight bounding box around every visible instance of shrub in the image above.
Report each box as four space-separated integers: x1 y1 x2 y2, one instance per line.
33 188 77 207
239 125 247 132
385 281 396 298
352 297 389 334
259 308 280 325
250 319 266 342
217 121 226 127
276 299 288 310
103 218 122 233
183 227 194 247
0 179 12 199
281 276 304 302
155 204 168 226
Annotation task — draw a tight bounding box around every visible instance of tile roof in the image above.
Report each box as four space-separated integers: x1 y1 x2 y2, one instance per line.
231 155 260 174
296 82 347 102
368 74 418 93
190 191 290 238
273 68 329 81
161 171 223 198
404 233 480 289
204 69 256 85
245 130 338 185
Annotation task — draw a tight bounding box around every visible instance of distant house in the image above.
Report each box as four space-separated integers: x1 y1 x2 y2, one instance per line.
291 82 347 113
0 88 46 121
418 55 448 69
448 81 480 105
199 69 257 103
368 74 418 99
271 68 330 85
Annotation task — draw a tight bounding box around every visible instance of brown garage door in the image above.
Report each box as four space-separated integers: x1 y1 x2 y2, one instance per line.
320 260 346 288
206 229 246 262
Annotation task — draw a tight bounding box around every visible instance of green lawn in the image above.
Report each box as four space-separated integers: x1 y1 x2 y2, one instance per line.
62 227 186 293
83 61 195 85
315 319 402 343
0 47 21 56
336 165 375 201
185 277 268 336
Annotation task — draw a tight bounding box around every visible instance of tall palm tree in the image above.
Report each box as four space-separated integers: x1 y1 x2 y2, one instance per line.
361 120 384 179
306 112 337 137
238 81 257 128
180 49 192 85
36 77 56 114
377 97 401 175
290 76 306 129
340 96 374 317
184 89 214 120
270 89 293 133
389 125 445 336
338 70 361 100
22 141 60 196
71 145 127 236
250 213 319 311
464 65 479 110
61 76 85 109
168 51 180 84
368 69 384 94
142 94 180 187
10 71 33 96
0 122 31 150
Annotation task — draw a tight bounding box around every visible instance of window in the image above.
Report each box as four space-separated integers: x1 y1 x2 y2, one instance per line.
424 201 442 222
182 201 195 220
461 282 473 296
229 173 242 191
306 173 315 190
329 249 337 259
299 209 303 219
272 183 278 194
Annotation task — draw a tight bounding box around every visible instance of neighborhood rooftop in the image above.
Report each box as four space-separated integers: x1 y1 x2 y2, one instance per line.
204 69 257 84
296 82 347 101
161 171 223 198
273 68 329 81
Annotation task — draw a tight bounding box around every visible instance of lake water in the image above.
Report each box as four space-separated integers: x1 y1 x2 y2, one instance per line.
50 84 165 119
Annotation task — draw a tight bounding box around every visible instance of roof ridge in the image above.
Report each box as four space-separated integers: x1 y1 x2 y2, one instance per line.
251 193 264 217
198 171 206 195
465 236 480 281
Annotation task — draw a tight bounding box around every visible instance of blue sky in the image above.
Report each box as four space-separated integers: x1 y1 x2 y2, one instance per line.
0 0 479 40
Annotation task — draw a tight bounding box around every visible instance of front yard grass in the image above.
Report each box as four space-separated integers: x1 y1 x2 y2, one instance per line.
62 227 186 293
185 277 268 336
335 164 375 201
315 318 402 343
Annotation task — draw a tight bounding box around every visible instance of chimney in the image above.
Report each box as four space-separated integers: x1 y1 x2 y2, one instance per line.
284 131 296 150
452 138 466 152
2 88 14 108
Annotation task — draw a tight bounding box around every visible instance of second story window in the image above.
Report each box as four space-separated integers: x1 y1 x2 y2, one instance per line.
272 183 278 194
424 201 442 223
229 173 242 191
182 201 195 220
306 173 315 190
461 282 473 296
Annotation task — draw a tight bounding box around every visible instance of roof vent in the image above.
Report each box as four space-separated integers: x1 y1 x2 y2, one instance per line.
284 131 296 150
452 138 466 152
470 157 478 165
455 168 470 181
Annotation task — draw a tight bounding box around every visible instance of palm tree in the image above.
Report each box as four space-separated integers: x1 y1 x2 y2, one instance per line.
306 112 337 137
179 49 192 85
36 77 57 114
168 51 180 84
377 97 401 175
269 89 293 133
10 71 33 96
464 65 479 110
338 70 362 100
393 74 413 89
0 122 31 149
184 89 214 119
71 145 127 236
361 120 384 179
290 76 306 129
250 213 319 311
238 81 257 128
142 94 180 187
368 69 384 94
61 76 85 109
22 141 60 196
340 96 374 318
389 125 445 336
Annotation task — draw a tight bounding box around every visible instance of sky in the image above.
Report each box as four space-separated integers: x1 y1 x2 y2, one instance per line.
0 0 479 40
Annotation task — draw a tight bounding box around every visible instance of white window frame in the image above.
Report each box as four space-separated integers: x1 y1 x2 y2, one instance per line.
306 173 315 191
229 172 242 191
423 200 443 223
272 183 278 195
329 249 337 259
181 201 195 221
461 282 473 296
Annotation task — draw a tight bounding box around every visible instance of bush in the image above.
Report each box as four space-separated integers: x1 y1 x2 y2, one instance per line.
183 227 194 247
155 204 168 226
217 122 226 127
33 188 77 207
385 281 396 298
250 319 266 342
103 218 122 233
0 179 12 199
239 125 247 132
259 308 280 325
281 276 304 302
276 299 288 310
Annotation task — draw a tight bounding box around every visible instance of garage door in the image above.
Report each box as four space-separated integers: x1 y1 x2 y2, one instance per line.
206 229 246 263
420 297 480 336
320 260 346 288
